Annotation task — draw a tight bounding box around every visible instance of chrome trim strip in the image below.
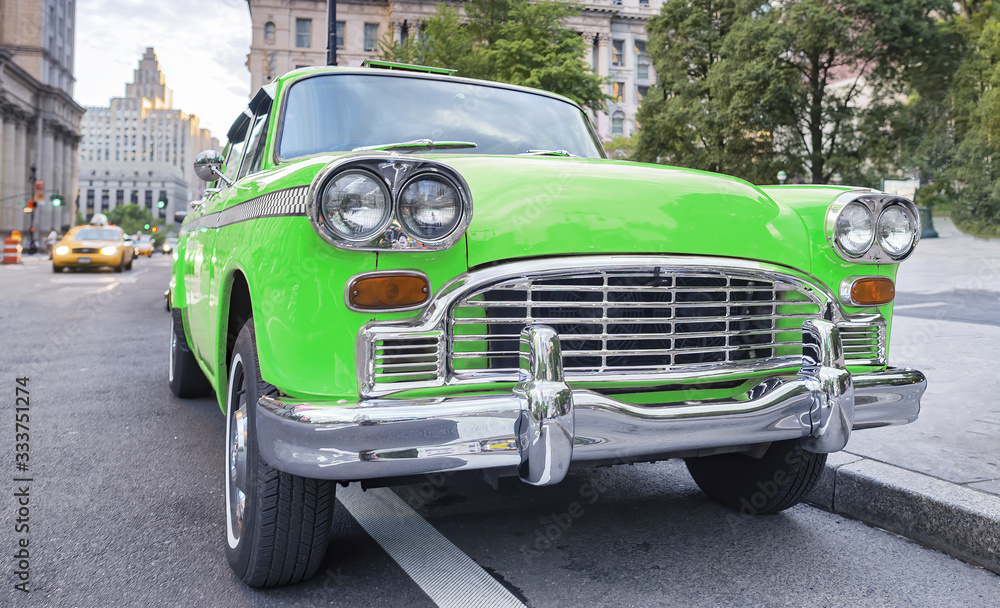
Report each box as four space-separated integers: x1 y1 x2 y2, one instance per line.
255 368 925 481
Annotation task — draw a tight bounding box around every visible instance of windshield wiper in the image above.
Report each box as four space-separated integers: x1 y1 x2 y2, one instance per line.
523 149 577 157
353 139 477 153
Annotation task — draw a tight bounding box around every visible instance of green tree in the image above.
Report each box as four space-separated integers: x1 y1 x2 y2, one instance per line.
381 0 606 110
634 0 789 183
106 204 157 237
944 4 1000 236
636 0 950 185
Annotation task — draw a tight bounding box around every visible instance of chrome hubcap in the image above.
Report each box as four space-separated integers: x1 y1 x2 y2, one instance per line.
226 359 248 548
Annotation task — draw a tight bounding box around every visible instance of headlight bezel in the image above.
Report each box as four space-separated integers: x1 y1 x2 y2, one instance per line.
308 155 473 252
826 191 920 264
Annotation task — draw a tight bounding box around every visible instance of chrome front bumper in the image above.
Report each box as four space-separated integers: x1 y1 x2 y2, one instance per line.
256 321 925 485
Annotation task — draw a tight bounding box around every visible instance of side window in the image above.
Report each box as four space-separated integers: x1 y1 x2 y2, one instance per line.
222 137 247 185
242 104 272 178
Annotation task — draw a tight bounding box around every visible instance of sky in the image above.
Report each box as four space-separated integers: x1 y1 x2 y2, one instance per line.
74 0 253 141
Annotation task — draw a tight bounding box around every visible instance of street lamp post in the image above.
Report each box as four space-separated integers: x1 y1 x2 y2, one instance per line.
326 0 337 66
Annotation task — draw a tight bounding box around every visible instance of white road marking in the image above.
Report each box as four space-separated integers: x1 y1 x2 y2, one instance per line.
893 301 947 310
338 484 525 608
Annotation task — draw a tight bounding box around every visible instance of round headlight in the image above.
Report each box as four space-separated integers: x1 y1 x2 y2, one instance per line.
398 177 463 241
54 245 69 256
876 205 916 258
100 246 118 256
834 202 874 257
320 171 391 240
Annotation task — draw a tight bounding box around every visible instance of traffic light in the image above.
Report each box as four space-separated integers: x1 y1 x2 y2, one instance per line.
144 223 150 230
52 195 62 207
152 226 158 233
157 200 165 209
157 197 167 219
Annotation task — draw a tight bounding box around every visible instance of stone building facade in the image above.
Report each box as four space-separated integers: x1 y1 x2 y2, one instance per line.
78 48 219 225
0 0 83 237
244 0 661 140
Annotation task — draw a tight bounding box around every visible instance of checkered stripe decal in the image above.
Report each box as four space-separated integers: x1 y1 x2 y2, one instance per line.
218 186 310 228
179 186 309 235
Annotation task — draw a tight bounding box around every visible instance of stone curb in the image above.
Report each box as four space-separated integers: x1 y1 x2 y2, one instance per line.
805 452 1000 574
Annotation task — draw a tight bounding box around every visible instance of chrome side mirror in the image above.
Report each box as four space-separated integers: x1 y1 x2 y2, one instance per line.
194 150 232 185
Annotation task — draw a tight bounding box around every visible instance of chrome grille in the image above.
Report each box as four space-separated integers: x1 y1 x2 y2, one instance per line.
839 323 886 365
450 269 824 379
371 333 443 386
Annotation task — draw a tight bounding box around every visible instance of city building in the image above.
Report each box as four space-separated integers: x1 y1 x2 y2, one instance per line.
244 0 661 140
77 48 219 225
0 0 84 238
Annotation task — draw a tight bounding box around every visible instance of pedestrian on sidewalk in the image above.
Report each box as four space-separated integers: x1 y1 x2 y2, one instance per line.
45 228 58 259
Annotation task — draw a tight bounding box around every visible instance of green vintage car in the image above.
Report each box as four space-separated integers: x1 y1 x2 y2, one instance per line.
167 62 925 587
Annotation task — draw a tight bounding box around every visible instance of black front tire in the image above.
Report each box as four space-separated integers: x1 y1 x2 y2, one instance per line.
168 308 212 398
685 440 826 515
225 318 335 587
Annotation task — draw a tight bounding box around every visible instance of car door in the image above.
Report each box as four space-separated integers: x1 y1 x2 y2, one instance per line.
184 111 253 369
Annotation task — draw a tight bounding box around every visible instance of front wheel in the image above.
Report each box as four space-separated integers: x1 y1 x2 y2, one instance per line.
685 440 826 515
226 318 336 587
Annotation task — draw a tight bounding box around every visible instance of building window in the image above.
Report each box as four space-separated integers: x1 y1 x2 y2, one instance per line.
612 82 624 103
640 0 649 5
264 22 275 41
612 40 624 67
145 190 153 210
337 22 345 49
637 85 649 102
364 23 379 52
635 40 650 80
296 19 311 48
611 0 622 5
612 111 625 136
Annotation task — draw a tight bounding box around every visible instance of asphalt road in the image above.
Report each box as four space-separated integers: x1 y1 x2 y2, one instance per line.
1 256 998 607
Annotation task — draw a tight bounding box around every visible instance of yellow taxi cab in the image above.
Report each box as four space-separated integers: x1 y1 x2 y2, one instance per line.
52 215 134 273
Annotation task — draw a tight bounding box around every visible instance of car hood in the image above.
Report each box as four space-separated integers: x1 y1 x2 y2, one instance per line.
438 156 812 272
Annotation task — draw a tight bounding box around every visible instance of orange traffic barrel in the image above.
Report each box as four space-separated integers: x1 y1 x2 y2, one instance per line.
3 237 22 264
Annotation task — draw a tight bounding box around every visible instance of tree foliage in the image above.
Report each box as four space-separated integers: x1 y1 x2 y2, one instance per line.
634 0 788 184
380 0 606 110
106 204 156 237
940 3 1000 236
636 0 950 186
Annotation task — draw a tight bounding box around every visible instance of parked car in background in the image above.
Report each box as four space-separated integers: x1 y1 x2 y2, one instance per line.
53 216 133 272
167 61 927 587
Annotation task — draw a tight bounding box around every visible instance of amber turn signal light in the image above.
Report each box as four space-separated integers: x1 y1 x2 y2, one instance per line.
845 276 895 306
347 272 430 311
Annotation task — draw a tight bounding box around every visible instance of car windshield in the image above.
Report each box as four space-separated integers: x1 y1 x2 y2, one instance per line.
278 74 604 159
75 229 121 241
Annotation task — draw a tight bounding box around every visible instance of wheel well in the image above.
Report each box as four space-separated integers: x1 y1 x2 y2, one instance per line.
226 272 253 377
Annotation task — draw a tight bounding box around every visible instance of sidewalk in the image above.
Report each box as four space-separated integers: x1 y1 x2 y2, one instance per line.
806 217 1000 573
1 251 50 266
